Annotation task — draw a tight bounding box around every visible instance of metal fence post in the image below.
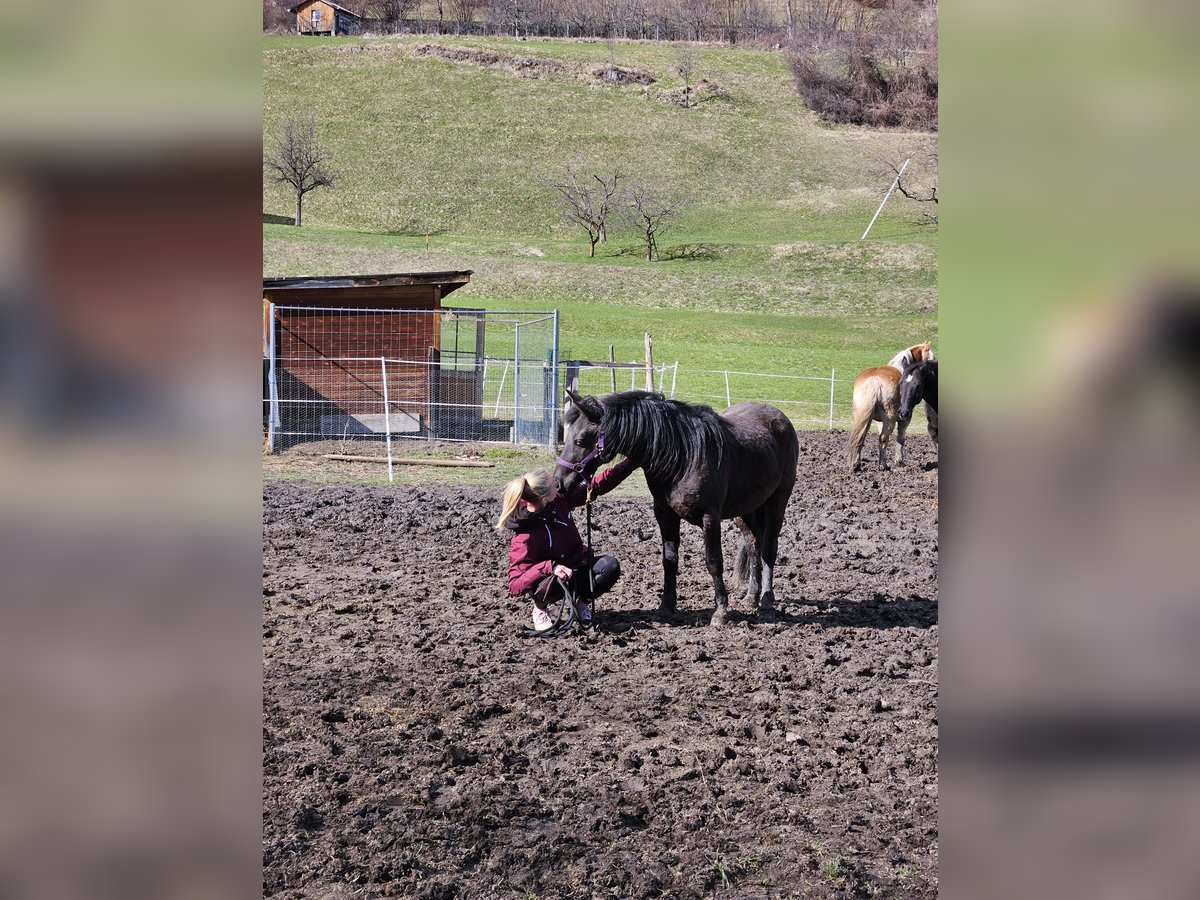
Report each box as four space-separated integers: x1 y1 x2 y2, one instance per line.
381 357 394 483
829 368 836 431
267 302 279 452
549 310 560 448
513 322 521 443
724 371 731 408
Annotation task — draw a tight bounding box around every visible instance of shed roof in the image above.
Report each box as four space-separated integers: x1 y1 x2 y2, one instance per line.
288 1 365 17
264 271 473 297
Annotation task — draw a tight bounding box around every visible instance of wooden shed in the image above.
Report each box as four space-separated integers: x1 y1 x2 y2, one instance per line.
290 0 364 36
263 271 474 449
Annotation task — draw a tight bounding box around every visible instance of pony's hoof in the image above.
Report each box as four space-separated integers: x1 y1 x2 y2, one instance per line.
710 611 728 628
758 608 777 624
656 604 676 619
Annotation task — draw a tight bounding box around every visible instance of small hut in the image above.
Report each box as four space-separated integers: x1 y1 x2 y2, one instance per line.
263 271 474 449
290 1 364 36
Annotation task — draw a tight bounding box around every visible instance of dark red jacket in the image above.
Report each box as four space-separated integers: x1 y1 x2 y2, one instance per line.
504 458 638 596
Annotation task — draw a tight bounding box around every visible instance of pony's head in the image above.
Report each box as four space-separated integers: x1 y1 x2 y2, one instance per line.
556 389 614 495
911 341 935 364
899 360 937 420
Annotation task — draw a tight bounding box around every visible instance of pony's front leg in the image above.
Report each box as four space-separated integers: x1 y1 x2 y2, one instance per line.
895 415 910 467
702 513 731 628
653 500 681 616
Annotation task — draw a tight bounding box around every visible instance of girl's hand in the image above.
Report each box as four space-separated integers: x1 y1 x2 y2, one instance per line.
553 564 572 581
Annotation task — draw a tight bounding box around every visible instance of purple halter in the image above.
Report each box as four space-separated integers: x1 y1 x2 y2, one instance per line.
557 399 608 482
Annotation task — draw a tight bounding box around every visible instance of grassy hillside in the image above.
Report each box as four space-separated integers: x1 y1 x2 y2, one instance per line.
263 34 937 408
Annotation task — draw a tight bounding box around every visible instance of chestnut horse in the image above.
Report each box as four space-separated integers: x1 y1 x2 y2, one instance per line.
848 342 936 472
556 389 798 627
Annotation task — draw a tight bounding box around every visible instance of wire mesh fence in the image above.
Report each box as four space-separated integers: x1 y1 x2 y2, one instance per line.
265 306 560 451
565 362 850 431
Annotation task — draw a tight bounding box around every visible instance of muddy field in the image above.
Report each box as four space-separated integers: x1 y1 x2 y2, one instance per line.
263 432 938 899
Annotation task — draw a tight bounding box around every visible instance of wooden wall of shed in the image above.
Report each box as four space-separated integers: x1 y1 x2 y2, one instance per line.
276 307 438 426
295 0 334 33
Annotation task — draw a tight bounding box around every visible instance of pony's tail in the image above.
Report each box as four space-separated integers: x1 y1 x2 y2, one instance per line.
847 391 873 471
734 539 753 588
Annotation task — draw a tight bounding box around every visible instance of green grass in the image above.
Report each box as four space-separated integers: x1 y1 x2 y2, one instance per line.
263 34 937 428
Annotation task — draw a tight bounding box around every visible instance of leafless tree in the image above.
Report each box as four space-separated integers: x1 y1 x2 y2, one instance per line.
740 0 776 39
265 116 338 228
561 0 603 35
263 0 292 32
884 146 937 224
795 0 851 47
676 0 717 40
624 182 687 261
552 166 624 257
872 0 930 68
675 43 698 108
449 0 484 27
368 0 418 32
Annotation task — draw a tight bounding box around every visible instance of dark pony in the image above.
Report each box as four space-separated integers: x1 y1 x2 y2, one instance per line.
899 359 938 446
557 390 799 627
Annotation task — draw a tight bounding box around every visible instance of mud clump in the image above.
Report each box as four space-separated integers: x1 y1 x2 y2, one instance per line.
415 43 566 78
592 65 657 85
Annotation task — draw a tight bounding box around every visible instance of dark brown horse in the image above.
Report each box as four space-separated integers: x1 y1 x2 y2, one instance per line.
557 390 799 627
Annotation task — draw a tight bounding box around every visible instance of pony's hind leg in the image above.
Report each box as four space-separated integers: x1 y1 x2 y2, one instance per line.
878 416 895 470
734 517 762 606
756 491 792 623
653 499 681 616
702 513 732 628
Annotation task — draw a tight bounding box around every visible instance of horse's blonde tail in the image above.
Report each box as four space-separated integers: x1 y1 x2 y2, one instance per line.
847 385 874 471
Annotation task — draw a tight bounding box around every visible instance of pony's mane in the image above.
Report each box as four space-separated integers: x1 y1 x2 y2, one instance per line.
902 358 938 377
888 342 936 371
598 390 727 482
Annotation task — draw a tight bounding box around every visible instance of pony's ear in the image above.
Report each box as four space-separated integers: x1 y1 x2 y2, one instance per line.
565 389 603 423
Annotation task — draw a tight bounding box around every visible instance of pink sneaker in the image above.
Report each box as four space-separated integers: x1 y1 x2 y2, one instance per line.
530 605 554 632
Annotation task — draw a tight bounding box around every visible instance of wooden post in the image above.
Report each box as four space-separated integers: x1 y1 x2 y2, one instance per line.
608 345 617 393
644 333 654 391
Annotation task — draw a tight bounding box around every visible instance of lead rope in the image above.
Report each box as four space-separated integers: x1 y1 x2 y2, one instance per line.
584 480 597 621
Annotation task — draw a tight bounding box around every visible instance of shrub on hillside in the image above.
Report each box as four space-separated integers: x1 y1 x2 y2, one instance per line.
789 44 936 131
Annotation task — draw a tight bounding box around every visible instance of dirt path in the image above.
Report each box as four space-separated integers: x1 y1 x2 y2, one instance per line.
264 432 938 898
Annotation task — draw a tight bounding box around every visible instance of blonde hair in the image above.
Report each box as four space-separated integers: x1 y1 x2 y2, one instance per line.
495 469 555 531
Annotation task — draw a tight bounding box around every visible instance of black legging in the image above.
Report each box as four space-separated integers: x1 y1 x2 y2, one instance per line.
532 555 621 606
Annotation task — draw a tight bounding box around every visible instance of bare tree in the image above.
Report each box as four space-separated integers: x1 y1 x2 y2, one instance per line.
448 0 483 28
884 146 937 224
676 0 717 40
624 182 687 261
368 0 417 31
552 166 624 257
675 43 698 108
263 0 292 32
265 117 338 227
795 0 851 47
